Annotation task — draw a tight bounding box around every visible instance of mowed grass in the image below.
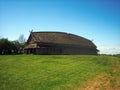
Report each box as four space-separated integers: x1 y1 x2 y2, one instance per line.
0 55 120 90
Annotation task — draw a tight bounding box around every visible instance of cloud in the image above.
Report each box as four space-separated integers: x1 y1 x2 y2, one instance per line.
97 46 120 55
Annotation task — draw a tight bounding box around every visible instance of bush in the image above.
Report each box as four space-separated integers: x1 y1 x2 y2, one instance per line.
0 38 25 54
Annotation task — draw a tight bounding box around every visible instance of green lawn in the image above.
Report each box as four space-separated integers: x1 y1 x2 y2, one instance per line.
0 55 120 90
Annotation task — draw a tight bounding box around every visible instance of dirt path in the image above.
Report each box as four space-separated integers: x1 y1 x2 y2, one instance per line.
79 74 118 90
77 57 120 90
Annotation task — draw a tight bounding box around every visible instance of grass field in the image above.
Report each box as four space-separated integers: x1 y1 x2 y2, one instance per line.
0 55 120 90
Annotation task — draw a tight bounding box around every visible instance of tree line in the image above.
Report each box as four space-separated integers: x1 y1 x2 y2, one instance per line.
0 35 26 55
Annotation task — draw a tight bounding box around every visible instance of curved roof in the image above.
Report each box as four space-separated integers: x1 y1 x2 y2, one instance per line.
27 32 97 48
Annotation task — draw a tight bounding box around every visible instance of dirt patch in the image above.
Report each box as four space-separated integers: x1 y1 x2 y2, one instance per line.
77 57 120 90
78 74 119 90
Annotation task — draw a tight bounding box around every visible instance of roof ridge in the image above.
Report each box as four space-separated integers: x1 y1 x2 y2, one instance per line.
32 31 68 34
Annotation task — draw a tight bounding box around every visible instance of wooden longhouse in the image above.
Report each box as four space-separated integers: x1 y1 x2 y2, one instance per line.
24 32 98 55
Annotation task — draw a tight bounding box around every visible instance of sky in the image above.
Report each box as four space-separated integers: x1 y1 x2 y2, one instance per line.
0 0 120 54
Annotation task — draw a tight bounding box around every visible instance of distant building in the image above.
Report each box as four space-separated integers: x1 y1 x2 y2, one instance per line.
24 32 98 55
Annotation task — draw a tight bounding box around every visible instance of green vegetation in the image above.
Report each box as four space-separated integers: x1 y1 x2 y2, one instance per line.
0 55 120 90
0 37 25 55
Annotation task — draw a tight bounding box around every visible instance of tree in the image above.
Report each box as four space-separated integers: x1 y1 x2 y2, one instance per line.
0 38 24 54
18 34 26 43
12 40 25 54
0 38 12 54
0 34 26 54
11 40 20 54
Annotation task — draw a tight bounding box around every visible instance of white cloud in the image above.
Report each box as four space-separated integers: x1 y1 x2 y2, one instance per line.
97 46 120 55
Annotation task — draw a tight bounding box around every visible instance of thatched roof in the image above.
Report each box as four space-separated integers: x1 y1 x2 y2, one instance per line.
27 32 96 48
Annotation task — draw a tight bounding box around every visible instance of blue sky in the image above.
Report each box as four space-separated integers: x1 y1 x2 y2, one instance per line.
0 0 120 54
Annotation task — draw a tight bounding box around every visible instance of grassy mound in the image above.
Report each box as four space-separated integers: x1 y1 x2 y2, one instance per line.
0 55 120 90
